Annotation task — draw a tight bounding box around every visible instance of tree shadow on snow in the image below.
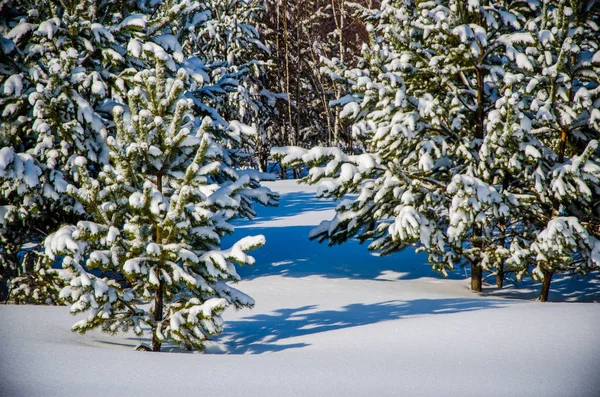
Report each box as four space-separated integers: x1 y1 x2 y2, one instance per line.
244 191 339 223
225 224 460 281
482 271 600 303
226 191 463 281
95 298 513 354
218 298 512 354
230 189 600 301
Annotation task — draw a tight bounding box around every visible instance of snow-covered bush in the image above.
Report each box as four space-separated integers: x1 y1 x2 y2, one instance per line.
50 61 274 351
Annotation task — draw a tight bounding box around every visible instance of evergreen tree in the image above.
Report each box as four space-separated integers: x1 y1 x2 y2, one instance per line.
187 0 283 173
0 0 132 302
49 60 272 352
0 0 274 302
501 0 600 301
275 0 600 300
275 0 525 290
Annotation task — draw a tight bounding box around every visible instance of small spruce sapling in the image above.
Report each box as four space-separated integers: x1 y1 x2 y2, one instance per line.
50 60 267 351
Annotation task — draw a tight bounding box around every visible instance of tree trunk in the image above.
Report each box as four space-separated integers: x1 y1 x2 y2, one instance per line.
469 67 486 293
279 159 286 180
558 128 567 163
471 263 482 292
496 263 504 288
539 268 554 302
152 173 164 352
0 257 14 302
471 226 483 292
282 0 293 147
294 0 302 145
331 0 344 145
152 279 164 352
259 152 268 173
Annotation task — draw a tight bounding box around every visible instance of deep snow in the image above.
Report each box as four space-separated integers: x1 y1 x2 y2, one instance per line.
1 180 599 397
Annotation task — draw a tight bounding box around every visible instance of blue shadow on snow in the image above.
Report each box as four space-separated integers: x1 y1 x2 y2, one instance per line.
225 190 464 281
219 298 513 354
224 225 456 281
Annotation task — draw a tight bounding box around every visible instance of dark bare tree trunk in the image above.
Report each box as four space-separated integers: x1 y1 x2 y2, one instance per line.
279 160 286 180
259 152 268 172
497 180 509 290
539 268 553 302
282 0 293 148
331 0 345 145
471 262 482 292
152 174 164 352
470 67 486 293
496 263 504 288
558 128 567 163
294 0 302 145
152 279 164 352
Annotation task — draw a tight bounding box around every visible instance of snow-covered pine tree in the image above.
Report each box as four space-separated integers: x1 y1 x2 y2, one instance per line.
0 0 253 303
274 0 526 291
0 0 122 302
50 59 270 352
499 0 600 301
476 84 541 289
188 0 282 173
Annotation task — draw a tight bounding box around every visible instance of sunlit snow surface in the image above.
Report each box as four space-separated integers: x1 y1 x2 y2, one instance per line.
1 180 600 397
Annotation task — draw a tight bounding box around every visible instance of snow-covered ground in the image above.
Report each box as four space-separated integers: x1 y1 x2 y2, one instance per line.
1 180 599 397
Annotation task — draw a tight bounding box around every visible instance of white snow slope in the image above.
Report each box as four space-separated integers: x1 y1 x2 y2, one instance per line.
1 180 600 397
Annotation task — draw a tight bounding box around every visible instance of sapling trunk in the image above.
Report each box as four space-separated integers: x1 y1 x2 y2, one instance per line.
539 268 554 302
470 67 485 293
471 226 483 292
471 263 482 292
540 129 566 301
152 173 164 352
496 263 504 289
152 279 164 352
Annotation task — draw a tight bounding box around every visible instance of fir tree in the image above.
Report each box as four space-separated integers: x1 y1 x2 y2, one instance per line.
0 0 125 302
